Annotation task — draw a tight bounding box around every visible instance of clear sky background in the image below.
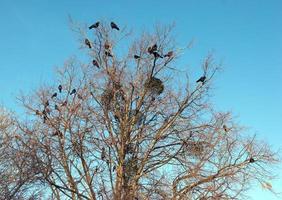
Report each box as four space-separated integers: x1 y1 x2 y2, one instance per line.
0 0 281 199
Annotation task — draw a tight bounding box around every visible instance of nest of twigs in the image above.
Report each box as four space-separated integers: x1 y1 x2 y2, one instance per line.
185 141 210 157
144 77 164 95
101 89 114 110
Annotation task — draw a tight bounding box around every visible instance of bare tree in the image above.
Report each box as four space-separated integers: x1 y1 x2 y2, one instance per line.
14 21 279 200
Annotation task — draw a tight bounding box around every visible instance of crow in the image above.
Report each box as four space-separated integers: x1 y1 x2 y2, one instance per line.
92 60 100 68
196 76 206 83
223 125 228 132
249 157 255 163
134 55 141 59
153 51 163 58
85 39 92 48
105 51 113 57
110 22 120 30
51 92 57 99
164 51 173 58
151 44 158 52
101 147 106 160
89 21 100 29
58 85 62 93
70 89 76 95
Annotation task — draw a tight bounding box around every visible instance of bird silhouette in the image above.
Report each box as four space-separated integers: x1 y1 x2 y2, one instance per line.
134 55 141 59
70 89 76 95
113 165 116 172
151 44 158 52
105 51 113 57
92 60 100 68
51 92 57 99
196 76 206 83
89 21 100 29
101 147 106 160
223 125 228 132
85 39 92 48
164 51 173 58
153 51 163 58
58 85 62 93
110 22 120 30
249 157 255 163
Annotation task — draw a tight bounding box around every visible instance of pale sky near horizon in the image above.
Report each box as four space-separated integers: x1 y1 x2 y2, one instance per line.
0 0 281 199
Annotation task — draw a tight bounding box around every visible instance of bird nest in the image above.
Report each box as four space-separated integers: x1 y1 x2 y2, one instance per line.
184 141 210 158
101 89 114 110
144 77 164 95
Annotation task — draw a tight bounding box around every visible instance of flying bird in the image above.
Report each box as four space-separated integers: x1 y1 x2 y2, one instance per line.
134 55 141 59
85 39 92 48
89 21 100 29
196 76 206 83
51 92 57 99
92 60 100 68
164 51 173 58
58 85 62 93
70 89 76 95
110 22 120 30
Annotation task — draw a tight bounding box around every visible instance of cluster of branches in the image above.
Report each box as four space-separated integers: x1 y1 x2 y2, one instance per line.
0 21 279 200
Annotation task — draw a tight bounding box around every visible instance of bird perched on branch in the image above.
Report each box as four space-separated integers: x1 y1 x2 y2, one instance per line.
148 44 158 54
196 76 206 84
58 85 62 93
70 89 76 95
153 51 163 58
110 22 120 30
101 147 106 160
51 92 57 99
134 55 141 59
85 39 92 48
164 51 173 58
92 60 100 68
249 157 255 163
89 21 100 29
223 124 228 132
105 51 113 57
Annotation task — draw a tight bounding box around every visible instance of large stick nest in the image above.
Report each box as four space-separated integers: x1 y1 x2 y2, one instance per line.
144 77 164 95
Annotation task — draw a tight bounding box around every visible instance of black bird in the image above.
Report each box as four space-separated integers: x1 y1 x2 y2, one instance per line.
54 104 60 111
105 51 113 57
223 125 229 132
51 92 57 99
196 76 206 83
58 85 62 93
92 60 100 68
134 55 141 59
85 39 92 48
70 89 76 95
113 165 116 172
110 22 119 30
101 147 106 160
89 21 100 29
152 51 163 58
164 51 173 58
249 157 255 163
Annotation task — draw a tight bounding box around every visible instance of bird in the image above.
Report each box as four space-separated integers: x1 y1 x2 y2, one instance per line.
101 147 106 160
51 92 57 99
58 85 62 93
164 51 173 58
152 51 163 58
85 39 92 48
196 76 206 83
70 89 76 95
54 104 60 111
89 21 100 29
223 125 228 132
134 55 141 59
104 42 111 50
249 157 255 163
110 22 119 30
113 165 116 172
92 60 100 68
151 44 158 52
105 51 113 57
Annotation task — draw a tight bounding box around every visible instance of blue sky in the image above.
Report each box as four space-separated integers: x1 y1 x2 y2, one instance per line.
0 0 281 199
